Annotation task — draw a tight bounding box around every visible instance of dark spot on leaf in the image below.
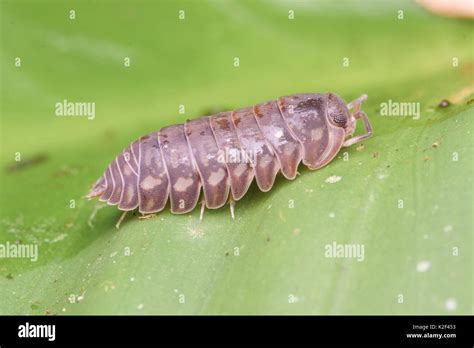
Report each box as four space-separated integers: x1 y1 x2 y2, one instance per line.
438 99 451 108
5 153 48 173
103 129 116 140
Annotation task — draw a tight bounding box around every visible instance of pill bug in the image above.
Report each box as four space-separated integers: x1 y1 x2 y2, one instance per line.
86 92 373 227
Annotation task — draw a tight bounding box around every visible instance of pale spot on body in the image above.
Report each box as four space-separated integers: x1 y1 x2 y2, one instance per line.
416 260 431 272
144 198 155 211
123 164 131 176
144 149 153 166
208 168 226 186
173 177 194 192
234 163 247 177
140 176 162 190
311 128 323 141
283 143 296 157
259 154 273 168
274 130 283 138
126 185 134 203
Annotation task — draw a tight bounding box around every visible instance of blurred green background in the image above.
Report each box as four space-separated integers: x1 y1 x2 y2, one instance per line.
0 0 472 314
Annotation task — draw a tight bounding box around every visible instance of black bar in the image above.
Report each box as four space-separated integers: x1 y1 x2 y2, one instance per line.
0 315 472 346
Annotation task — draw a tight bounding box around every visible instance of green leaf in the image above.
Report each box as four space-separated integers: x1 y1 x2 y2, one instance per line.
0 0 472 315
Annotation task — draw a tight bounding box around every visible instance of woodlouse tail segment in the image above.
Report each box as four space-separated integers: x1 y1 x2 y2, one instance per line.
343 95 373 147
85 175 107 200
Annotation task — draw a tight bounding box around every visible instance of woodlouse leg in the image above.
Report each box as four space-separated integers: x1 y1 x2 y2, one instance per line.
228 196 235 220
115 211 128 229
199 200 205 222
139 213 156 220
343 111 373 147
87 202 107 229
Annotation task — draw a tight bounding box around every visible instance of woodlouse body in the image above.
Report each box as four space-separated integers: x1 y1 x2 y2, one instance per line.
87 92 373 218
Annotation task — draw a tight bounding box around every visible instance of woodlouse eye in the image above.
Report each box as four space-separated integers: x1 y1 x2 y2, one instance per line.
327 93 349 128
333 113 347 126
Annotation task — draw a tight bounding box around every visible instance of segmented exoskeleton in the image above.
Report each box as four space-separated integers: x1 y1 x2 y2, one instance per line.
86 93 373 226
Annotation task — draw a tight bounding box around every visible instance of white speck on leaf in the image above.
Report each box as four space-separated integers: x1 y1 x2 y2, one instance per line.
325 175 342 184
444 298 457 311
416 260 431 273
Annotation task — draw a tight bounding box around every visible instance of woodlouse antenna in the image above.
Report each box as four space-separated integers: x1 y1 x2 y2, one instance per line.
347 94 368 113
343 111 373 147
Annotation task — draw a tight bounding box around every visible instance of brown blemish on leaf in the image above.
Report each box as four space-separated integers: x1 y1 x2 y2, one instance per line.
293 228 301 236
5 153 48 173
51 165 80 178
448 84 474 104
372 152 379 158
356 143 365 152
